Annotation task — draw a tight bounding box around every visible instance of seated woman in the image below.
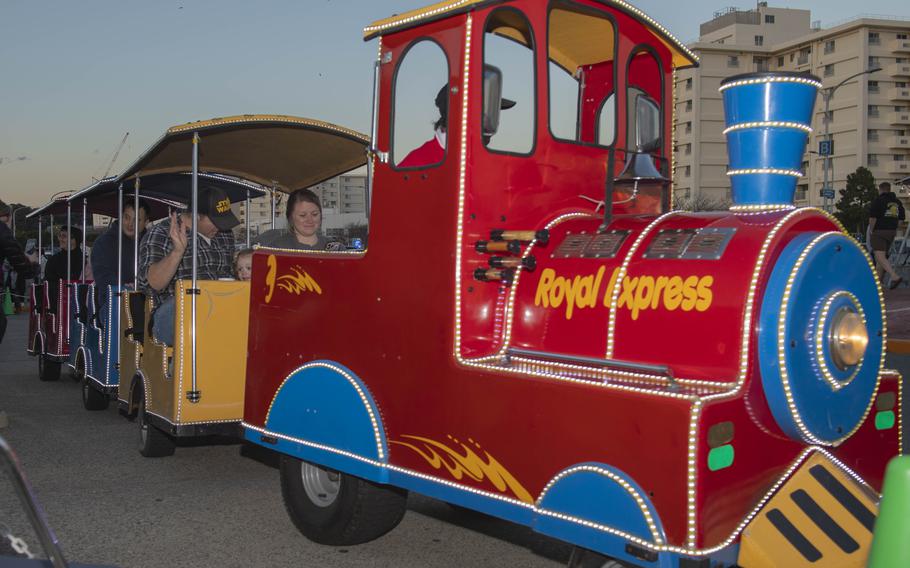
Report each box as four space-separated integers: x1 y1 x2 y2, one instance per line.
256 189 343 251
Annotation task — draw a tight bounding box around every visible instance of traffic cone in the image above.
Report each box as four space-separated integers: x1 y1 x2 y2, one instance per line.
868 456 910 568
1 288 13 316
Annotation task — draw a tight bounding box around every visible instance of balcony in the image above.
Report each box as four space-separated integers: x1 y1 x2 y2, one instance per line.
891 135 910 150
889 62 910 77
889 159 910 175
893 39 910 54
891 111 910 125
890 87 910 101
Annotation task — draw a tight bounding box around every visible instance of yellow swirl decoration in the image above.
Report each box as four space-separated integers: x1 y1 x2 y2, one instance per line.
264 255 322 304
391 434 533 504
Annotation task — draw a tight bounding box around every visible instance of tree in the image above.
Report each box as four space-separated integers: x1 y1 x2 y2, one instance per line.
834 166 877 235
673 193 731 211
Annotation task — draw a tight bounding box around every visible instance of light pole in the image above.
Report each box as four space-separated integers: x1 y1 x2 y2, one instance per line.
820 66 881 211
10 206 28 237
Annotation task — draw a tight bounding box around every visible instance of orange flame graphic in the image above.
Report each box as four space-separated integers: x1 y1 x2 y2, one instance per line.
277 267 322 295
391 435 533 504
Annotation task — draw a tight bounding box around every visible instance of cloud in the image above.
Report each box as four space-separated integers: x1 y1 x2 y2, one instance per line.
16 156 28 161
0 156 30 166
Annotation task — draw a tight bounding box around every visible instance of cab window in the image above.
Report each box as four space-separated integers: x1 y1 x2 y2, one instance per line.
392 40 450 169
626 50 663 152
482 8 535 155
548 1 617 146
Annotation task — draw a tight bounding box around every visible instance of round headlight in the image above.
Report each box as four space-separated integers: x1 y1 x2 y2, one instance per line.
829 307 868 370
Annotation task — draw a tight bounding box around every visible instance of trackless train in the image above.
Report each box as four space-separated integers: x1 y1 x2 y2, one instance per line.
25 1 901 566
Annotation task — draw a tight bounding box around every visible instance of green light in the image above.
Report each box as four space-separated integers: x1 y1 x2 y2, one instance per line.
876 411 896 430
708 444 734 471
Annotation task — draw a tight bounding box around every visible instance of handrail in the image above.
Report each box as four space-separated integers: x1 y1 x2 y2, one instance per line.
0 435 68 568
505 347 677 388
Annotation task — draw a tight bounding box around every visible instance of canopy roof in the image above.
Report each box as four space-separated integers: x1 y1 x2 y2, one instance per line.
26 195 72 220
65 173 265 220
118 115 370 193
363 0 698 70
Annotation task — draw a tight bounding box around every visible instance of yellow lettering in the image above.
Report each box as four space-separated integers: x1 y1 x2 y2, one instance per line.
549 277 566 307
652 276 669 309
631 276 654 320
603 268 621 307
535 269 556 307
574 275 594 313
265 255 277 303
564 276 580 320
681 275 699 311
618 276 638 310
590 266 606 308
665 276 683 310
696 276 714 311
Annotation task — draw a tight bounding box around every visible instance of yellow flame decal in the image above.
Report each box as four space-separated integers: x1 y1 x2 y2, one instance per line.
277 266 322 295
391 435 533 504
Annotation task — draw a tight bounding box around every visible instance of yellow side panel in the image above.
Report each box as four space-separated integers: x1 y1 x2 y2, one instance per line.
173 279 249 424
118 292 141 405
738 453 879 568
142 295 173 420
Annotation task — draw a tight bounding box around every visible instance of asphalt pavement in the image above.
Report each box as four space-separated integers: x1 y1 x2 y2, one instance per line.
0 313 566 568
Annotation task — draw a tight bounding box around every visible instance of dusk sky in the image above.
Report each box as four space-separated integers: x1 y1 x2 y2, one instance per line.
2 0 908 207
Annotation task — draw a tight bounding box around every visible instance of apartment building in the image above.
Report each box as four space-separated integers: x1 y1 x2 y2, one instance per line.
675 3 910 208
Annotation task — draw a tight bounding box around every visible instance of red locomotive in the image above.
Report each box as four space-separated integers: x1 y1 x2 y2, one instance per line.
238 1 898 566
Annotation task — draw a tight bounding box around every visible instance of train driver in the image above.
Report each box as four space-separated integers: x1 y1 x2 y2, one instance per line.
138 186 238 346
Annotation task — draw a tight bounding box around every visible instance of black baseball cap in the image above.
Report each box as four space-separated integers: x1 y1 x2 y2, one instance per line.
198 186 240 231
435 85 516 118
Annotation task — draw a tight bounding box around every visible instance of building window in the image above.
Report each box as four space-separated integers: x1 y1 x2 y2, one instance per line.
869 32 880 45
685 100 692 112
801 160 809 172
685 122 692 134
684 165 691 177
823 110 834 124
790 53 795 62
824 64 834 77
765 14 775 24
755 57 769 72
795 185 808 201
897 154 907 161
824 40 836 54
899 34 908 40
868 129 879 141
868 154 879 166
868 105 879 118
898 82 908 88
685 143 692 155
868 81 879 94
728 55 739 67
798 48 810 65
869 56 880 68
754 35 764 47
685 78 692 90
777 56 784 67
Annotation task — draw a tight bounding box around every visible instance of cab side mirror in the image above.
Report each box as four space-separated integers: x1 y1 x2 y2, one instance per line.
483 64 504 137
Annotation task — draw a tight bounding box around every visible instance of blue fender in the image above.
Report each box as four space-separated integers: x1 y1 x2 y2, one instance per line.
535 463 667 566
257 361 388 483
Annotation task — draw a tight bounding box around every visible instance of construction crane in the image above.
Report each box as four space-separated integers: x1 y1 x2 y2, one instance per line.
95 132 129 181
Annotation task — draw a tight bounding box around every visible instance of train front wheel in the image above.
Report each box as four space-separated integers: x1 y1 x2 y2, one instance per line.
279 455 407 546
137 390 175 458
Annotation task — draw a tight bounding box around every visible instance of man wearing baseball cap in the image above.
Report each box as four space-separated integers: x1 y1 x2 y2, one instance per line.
138 185 238 346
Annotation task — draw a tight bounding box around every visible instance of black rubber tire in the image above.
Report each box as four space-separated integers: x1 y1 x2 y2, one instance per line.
82 377 109 411
280 455 407 545
38 355 61 382
567 547 628 568
137 391 175 458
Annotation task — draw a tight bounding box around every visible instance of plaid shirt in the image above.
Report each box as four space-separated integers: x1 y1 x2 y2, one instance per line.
137 217 235 302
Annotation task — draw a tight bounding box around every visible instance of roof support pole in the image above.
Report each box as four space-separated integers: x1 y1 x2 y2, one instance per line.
245 189 251 248
188 132 200 403
81 198 87 284
37 219 43 280
270 186 276 230
133 177 140 288
66 202 72 284
116 183 123 291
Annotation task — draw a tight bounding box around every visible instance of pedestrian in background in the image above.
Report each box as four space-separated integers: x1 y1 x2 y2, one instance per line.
868 181 906 289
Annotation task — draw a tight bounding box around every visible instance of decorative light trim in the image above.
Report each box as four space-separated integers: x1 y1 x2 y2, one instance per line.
167 115 369 143
537 464 664 544
726 168 803 178
606 211 679 358
362 0 699 66
718 76 823 92
147 408 240 427
252 243 367 256
813 291 865 391
452 13 473 361
776 232 880 446
265 361 386 460
723 121 812 135
729 204 795 213
686 402 702 546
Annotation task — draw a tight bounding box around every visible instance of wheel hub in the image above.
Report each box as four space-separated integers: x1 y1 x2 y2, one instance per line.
301 462 341 507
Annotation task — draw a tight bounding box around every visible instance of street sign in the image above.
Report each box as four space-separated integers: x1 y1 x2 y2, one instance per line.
819 140 834 156
821 188 835 199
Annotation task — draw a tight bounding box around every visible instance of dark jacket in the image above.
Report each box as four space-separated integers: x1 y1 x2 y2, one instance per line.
0 220 34 278
90 221 138 290
870 191 906 233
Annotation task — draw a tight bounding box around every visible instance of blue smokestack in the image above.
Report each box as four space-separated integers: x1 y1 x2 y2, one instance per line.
720 72 821 209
